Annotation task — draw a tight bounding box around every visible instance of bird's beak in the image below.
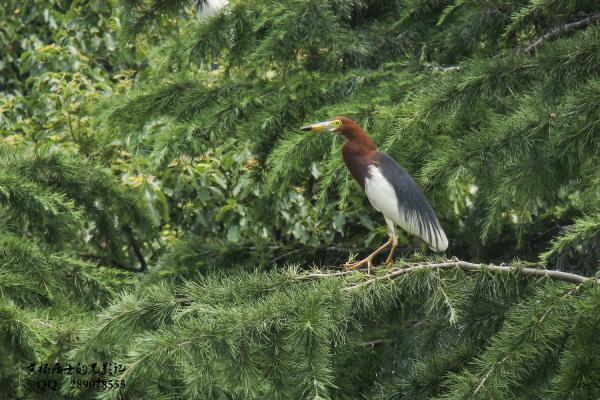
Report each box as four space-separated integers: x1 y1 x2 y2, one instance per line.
300 120 337 133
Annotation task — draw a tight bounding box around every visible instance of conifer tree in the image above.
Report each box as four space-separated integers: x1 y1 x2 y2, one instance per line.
63 1 600 399
0 145 154 398
100 0 600 271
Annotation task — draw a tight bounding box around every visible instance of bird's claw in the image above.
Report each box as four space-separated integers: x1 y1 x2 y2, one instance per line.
341 258 374 274
341 262 366 270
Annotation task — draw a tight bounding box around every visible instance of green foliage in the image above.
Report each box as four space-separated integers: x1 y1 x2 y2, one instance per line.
0 146 156 267
98 0 600 271
0 144 155 397
64 262 598 400
547 286 600 399
0 1 163 398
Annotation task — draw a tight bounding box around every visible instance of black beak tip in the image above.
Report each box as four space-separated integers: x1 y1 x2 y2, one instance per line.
300 126 312 131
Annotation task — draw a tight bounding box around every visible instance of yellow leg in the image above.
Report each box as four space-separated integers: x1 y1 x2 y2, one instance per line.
341 239 391 274
384 232 398 267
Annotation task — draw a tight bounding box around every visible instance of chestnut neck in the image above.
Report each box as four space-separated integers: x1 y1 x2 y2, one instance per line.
340 124 376 156
339 124 377 189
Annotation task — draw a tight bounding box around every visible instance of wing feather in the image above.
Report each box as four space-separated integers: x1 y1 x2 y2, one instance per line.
364 153 448 252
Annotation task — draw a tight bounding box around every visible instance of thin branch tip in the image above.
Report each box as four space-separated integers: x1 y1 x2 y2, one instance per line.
520 13 600 54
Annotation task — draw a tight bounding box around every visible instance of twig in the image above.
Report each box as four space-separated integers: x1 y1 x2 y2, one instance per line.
296 260 598 290
473 354 509 395
423 62 461 73
520 13 600 54
270 249 303 263
352 261 594 290
296 270 353 280
356 339 393 347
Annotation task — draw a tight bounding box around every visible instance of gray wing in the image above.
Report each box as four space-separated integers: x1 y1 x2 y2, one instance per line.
376 152 448 251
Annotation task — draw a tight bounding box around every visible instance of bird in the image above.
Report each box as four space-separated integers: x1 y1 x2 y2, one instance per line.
300 116 448 273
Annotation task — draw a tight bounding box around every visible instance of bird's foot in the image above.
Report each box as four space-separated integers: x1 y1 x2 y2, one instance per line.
384 243 398 268
341 257 374 274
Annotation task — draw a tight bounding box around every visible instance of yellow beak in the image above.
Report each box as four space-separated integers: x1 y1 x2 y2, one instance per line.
300 121 335 133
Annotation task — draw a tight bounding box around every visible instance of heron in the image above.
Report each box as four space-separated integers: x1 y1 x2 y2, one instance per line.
301 116 448 273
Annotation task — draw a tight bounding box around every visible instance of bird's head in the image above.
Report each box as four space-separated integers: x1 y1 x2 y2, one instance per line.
300 116 357 135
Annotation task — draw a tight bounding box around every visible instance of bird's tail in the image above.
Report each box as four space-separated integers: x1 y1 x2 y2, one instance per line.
427 225 448 252
401 213 448 252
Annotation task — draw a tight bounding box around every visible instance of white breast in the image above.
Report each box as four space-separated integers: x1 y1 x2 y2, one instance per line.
364 165 402 224
364 165 448 252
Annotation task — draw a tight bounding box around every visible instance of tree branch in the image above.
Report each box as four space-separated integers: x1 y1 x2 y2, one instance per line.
297 259 598 289
520 13 600 54
123 225 147 272
472 285 579 395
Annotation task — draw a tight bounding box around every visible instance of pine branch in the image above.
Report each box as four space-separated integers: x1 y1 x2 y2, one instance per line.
520 13 600 54
298 259 596 288
547 287 600 398
466 284 580 396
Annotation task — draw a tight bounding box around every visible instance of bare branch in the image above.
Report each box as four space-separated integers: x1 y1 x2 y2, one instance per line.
296 270 353 280
297 259 598 289
520 13 600 54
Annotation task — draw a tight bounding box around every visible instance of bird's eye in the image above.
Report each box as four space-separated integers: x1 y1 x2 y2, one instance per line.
333 120 342 126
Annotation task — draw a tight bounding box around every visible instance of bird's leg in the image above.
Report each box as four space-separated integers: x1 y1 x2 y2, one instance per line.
384 231 398 267
341 239 391 274
384 220 398 267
